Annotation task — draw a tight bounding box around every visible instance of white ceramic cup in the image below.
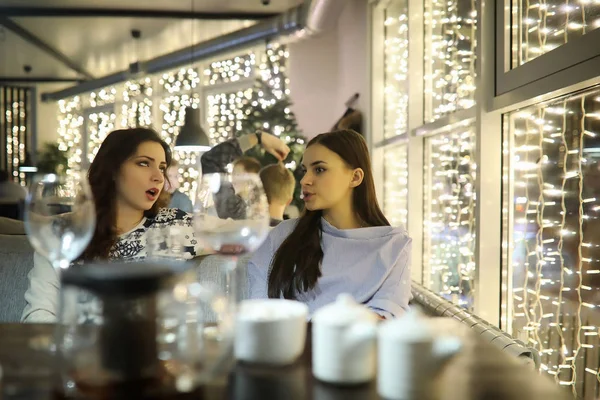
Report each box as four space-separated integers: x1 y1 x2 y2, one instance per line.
235 299 309 365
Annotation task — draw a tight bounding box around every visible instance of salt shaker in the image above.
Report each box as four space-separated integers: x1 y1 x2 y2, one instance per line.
377 309 462 399
312 294 378 385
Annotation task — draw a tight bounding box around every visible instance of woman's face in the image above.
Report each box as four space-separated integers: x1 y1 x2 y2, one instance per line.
300 144 355 211
115 141 167 212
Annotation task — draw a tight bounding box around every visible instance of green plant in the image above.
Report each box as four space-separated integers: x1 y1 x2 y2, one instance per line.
36 142 68 174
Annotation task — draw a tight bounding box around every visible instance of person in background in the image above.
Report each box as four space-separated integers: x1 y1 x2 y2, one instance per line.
259 163 296 227
232 156 261 176
200 131 289 220
164 159 193 213
247 129 412 319
22 128 207 323
0 169 27 201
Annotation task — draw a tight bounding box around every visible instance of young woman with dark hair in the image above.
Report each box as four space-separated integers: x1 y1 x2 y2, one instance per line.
22 127 290 323
22 128 198 323
247 129 412 318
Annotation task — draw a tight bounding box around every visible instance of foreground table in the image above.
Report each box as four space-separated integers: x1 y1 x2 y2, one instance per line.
0 321 570 400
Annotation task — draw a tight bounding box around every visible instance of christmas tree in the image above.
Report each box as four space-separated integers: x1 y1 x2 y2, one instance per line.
235 44 306 210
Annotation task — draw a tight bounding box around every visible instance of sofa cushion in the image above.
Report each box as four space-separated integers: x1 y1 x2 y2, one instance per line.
0 234 33 322
0 217 26 235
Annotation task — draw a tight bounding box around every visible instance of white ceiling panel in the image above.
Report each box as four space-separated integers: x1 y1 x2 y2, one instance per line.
0 27 79 79
0 0 303 14
9 17 255 77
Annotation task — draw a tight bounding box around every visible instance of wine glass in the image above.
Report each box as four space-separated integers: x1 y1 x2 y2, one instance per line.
192 173 270 378
24 173 96 270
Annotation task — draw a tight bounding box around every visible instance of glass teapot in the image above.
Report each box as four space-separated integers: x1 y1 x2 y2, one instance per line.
54 260 234 399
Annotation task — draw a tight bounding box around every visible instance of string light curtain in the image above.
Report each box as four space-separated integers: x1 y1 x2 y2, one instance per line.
512 0 600 68
159 68 202 202
506 87 600 397
57 96 84 174
383 0 409 139
87 111 116 164
424 122 477 308
424 0 477 122
0 86 31 184
384 144 409 227
121 78 153 128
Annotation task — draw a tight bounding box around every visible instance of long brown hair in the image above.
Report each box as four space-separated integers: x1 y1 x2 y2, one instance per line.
267 129 389 299
80 128 172 261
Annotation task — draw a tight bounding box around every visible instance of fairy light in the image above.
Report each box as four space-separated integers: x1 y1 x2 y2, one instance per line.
87 111 116 163
204 53 255 85
384 144 409 227
513 1 600 67
207 89 252 144
424 0 477 121
159 68 202 202
89 87 116 108
383 1 409 138
424 122 477 308
120 78 153 128
57 96 84 173
3 92 29 184
206 44 291 144
507 87 600 397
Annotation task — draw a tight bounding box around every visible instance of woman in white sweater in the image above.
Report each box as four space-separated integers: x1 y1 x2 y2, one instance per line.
248 129 412 318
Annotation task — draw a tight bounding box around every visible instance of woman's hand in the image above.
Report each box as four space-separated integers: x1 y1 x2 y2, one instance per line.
259 131 290 161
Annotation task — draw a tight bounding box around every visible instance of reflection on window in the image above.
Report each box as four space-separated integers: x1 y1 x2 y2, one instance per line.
383 0 409 139
384 144 409 227
424 0 477 122
424 122 477 308
511 0 600 68
507 88 600 397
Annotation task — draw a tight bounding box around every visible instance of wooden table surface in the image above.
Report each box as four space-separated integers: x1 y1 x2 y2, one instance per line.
0 321 571 400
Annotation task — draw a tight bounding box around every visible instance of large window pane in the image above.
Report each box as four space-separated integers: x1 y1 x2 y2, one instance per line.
384 144 409 227
423 122 477 308
507 87 600 397
383 0 409 138
424 0 477 122
511 0 600 68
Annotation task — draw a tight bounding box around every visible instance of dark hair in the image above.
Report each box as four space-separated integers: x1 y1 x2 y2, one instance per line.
80 128 172 261
0 170 8 182
233 156 261 174
267 129 389 299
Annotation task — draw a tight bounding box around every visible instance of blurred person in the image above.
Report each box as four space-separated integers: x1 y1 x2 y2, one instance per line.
232 156 261 176
259 163 296 227
164 159 193 213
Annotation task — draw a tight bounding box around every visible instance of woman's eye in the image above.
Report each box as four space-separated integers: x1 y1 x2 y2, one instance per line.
138 161 149 167
315 167 326 174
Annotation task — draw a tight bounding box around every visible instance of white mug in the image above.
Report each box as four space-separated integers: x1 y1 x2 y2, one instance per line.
235 299 308 365
312 294 378 385
377 310 462 399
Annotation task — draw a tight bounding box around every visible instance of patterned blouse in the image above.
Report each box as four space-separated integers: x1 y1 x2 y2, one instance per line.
21 208 204 323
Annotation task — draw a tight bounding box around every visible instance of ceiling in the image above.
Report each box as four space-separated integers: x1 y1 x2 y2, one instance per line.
0 0 302 15
0 0 303 84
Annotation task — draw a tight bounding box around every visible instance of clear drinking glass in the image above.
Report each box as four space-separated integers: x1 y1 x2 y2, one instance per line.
193 172 270 303
24 173 96 270
192 173 270 359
